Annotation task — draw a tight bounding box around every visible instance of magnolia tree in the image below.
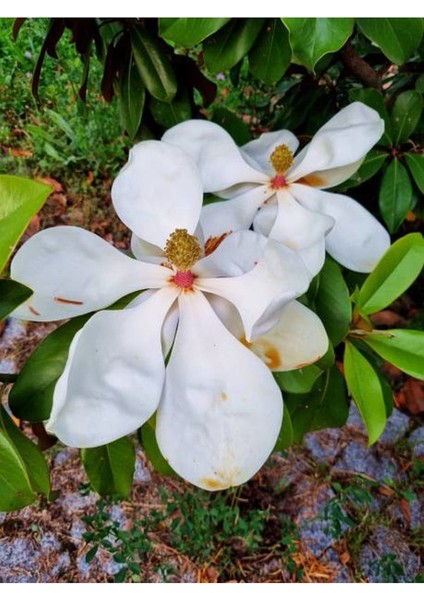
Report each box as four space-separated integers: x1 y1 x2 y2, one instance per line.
0 17 423 509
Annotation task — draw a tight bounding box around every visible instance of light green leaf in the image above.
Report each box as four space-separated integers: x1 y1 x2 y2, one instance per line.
315 258 352 346
118 57 145 138
344 341 387 445
249 19 291 84
131 27 177 102
357 233 424 315
391 91 423 145
0 280 33 321
379 158 413 233
0 427 36 511
150 85 192 129
274 365 322 394
357 18 423 65
140 418 176 477
204 18 265 73
405 153 424 194
159 18 231 46
0 175 52 274
81 437 135 498
349 88 392 144
282 18 354 71
362 330 424 380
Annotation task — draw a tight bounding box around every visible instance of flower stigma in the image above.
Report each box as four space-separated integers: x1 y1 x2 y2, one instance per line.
164 229 202 288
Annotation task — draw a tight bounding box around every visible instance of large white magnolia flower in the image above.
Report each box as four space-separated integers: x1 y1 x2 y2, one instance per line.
163 102 390 275
11 141 326 491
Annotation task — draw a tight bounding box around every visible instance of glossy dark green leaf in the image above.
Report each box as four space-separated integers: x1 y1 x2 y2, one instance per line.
159 18 231 46
0 280 33 321
416 73 424 93
140 418 176 477
212 107 251 145
405 153 424 194
249 19 291 84
391 91 423 145
150 85 192 129
362 330 424 380
0 175 52 274
342 149 388 189
282 18 354 71
118 57 145 138
379 158 413 233
0 406 50 496
344 341 387 445
81 437 135 498
315 342 335 369
273 408 293 451
274 365 322 394
314 258 352 346
204 18 265 73
348 88 392 144
0 427 36 511
131 27 177 102
357 18 423 65
285 366 349 443
357 233 424 315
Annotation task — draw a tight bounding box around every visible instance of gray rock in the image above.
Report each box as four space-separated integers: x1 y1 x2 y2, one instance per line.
53 448 75 467
70 518 86 541
304 429 342 463
346 403 367 433
408 427 424 459
50 552 71 578
40 532 61 552
0 539 40 582
332 441 398 482
379 409 411 445
134 453 151 484
57 491 97 513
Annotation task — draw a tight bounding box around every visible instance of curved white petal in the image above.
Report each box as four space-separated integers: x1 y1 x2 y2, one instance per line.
297 238 327 277
131 234 166 264
112 140 203 248
194 230 268 278
247 301 328 372
156 291 283 490
287 103 384 182
163 120 268 192
291 183 391 272
46 286 179 447
214 182 261 200
199 185 271 243
241 129 299 175
11 226 170 322
300 158 364 189
196 240 310 340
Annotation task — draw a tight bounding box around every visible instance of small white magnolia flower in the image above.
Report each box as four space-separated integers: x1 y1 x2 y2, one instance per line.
11 141 321 491
163 102 391 275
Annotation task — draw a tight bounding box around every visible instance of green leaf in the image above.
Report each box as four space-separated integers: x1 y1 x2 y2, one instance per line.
362 330 424 380
212 107 251 145
0 427 36 511
0 175 52 274
285 366 349 443
150 85 192 129
203 18 265 73
344 341 387 444
314 258 352 346
357 18 423 65
315 342 335 369
140 418 176 477
391 91 423 145
81 437 135 498
0 407 50 496
118 57 145 138
379 158 413 233
159 18 231 46
342 149 388 189
273 408 293 451
357 233 424 315
405 153 424 194
282 18 354 71
0 280 33 321
131 27 177 102
249 19 291 84
274 365 322 394
416 73 424 93
348 88 392 144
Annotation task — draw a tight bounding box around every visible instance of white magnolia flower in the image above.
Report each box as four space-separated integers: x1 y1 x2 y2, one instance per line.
11 141 321 491
163 102 390 275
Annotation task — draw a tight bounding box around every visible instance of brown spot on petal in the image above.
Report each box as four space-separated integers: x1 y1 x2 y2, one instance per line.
264 347 282 370
220 392 228 401
204 231 231 256
28 305 41 316
297 174 325 187
201 478 226 491
54 297 84 305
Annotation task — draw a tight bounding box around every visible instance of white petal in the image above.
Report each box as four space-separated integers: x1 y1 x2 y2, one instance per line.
297 239 327 278
291 184 391 272
156 291 283 490
111 140 203 248
11 226 170 322
131 234 166 264
199 185 271 241
241 129 299 175
287 103 384 182
196 240 310 340
46 286 179 447
247 301 328 372
299 158 364 189
163 120 268 192
194 230 268 278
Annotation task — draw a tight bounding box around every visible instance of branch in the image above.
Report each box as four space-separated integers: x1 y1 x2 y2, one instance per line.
341 41 382 90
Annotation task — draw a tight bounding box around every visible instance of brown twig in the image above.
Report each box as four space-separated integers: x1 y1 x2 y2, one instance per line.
341 41 382 90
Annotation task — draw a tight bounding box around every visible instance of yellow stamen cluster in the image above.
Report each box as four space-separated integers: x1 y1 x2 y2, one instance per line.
164 229 202 271
269 144 294 174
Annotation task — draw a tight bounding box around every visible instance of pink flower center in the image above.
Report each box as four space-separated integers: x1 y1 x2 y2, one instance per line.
174 270 195 289
270 174 287 189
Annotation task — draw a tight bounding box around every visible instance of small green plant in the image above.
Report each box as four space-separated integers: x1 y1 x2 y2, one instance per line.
370 552 405 583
